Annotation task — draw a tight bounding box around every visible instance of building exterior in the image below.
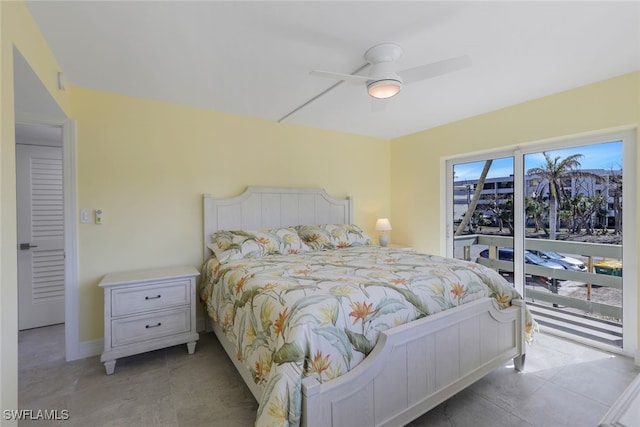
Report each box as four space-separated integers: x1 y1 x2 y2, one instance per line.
454 169 622 229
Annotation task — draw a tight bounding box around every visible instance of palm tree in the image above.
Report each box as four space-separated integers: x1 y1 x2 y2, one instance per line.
525 195 548 235
527 152 583 240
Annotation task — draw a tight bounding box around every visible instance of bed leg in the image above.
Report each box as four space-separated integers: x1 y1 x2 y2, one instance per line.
513 353 526 372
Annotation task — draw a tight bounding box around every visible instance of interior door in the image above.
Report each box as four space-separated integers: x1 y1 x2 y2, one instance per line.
17 143 65 330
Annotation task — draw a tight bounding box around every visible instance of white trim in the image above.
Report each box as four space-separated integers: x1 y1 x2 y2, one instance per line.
15 114 80 361
442 160 452 257
513 150 525 297
621 129 637 355
63 120 80 361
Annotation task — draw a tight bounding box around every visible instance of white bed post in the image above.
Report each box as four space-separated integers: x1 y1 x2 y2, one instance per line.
512 299 526 372
301 377 322 427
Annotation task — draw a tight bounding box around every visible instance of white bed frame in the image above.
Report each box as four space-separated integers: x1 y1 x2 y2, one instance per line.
203 186 526 427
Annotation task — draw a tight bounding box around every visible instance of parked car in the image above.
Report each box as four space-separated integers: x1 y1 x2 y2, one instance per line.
528 250 587 272
478 247 565 286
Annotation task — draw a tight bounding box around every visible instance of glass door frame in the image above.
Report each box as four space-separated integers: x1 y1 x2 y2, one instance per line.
445 150 525 296
444 127 637 356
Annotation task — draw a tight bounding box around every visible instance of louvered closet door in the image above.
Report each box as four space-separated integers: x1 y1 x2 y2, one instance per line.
17 144 65 330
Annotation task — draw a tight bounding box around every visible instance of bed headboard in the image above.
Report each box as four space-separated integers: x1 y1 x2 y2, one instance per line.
203 186 353 260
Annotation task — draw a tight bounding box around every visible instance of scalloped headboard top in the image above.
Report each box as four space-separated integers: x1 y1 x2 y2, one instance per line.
203 186 353 260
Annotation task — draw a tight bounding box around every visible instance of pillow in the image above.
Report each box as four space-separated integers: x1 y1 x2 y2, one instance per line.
270 227 311 255
295 224 373 251
209 228 309 263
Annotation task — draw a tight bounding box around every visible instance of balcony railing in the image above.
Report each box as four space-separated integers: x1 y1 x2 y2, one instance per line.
454 234 623 321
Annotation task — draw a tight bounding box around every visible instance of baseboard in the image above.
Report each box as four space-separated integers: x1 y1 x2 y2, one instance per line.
70 320 208 362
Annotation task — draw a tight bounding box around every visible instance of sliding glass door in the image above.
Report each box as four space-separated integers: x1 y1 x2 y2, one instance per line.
522 141 624 347
449 155 520 293
446 129 636 353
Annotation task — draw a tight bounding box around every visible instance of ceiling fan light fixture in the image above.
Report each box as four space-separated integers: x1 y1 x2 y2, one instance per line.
367 79 401 99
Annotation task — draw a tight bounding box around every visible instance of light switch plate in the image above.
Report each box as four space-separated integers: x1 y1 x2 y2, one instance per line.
80 209 91 223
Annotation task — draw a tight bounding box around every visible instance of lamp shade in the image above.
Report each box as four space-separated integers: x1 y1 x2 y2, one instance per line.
367 79 401 99
375 218 392 231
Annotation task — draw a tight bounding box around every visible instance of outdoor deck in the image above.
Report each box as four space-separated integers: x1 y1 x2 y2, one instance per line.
528 302 622 347
455 234 623 348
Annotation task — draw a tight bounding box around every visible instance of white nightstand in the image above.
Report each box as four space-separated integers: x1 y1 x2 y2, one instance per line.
99 266 200 375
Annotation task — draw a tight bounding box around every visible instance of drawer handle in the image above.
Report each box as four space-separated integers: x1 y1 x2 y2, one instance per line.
145 295 162 300
145 322 162 329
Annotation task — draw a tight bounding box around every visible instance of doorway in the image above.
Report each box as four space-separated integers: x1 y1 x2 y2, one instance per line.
14 46 80 361
16 123 65 330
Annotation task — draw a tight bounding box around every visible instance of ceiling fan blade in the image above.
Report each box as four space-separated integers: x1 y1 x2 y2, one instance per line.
310 70 371 84
399 55 472 84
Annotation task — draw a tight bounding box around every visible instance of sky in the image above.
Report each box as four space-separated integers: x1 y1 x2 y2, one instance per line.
453 140 622 182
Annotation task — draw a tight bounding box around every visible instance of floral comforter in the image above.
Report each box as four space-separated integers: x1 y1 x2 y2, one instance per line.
200 246 535 427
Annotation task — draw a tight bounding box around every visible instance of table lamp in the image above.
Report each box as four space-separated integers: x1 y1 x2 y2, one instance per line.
375 218 392 246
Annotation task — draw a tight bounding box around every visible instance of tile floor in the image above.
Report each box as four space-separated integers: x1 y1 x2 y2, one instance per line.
18 324 639 426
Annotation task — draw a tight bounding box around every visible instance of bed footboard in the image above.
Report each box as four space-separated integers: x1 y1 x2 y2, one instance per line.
301 298 526 427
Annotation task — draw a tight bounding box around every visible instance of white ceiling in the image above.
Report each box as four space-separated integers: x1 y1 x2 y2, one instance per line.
25 1 640 139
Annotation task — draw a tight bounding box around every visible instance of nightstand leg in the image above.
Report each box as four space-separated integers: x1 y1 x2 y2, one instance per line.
187 341 197 355
514 353 526 372
104 359 116 375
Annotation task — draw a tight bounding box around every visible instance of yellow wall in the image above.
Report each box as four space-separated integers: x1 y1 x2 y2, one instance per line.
390 71 640 351
1 0 71 418
71 87 390 341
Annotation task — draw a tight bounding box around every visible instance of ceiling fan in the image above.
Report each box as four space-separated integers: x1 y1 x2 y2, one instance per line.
310 43 472 99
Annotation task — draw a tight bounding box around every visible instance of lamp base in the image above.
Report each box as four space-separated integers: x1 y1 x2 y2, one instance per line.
379 234 389 247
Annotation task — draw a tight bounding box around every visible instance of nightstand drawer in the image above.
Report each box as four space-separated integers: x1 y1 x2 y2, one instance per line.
111 279 190 316
111 307 191 347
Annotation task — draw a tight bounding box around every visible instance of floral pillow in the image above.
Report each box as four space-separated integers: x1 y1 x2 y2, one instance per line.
295 224 373 251
270 227 311 254
209 228 310 263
